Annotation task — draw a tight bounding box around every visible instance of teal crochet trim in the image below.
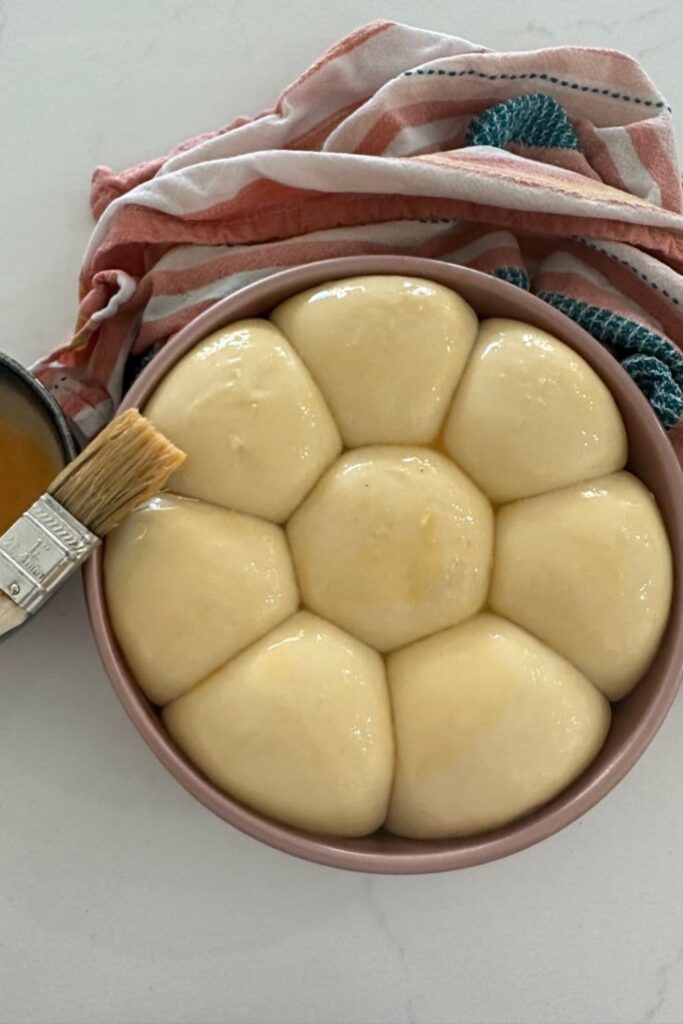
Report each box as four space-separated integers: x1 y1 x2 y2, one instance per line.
466 94 580 150
536 292 683 429
621 355 683 429
493 266 531 290
123 343 161 392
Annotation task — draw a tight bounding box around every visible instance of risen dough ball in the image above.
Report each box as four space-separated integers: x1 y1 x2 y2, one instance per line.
386 614 610 839
163 612 394 836
490 472 672 700
144 319 341 523
287 447 493 652
104 495 298 705
272 276 478 446
444 318 627 503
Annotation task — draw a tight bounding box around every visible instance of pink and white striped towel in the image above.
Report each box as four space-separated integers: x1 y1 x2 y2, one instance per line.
32 20 683 464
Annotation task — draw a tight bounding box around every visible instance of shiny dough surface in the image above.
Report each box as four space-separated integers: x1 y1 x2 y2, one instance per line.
490 472 672 700
102 276 674 840
287 446 494 651
386 614 610 839
104 495 299 705
163 612 394 837
444 318 628 503
144 319 342 523
272 276 478 446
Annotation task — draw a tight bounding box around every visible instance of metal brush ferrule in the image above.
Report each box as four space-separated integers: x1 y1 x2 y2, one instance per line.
0 494 99 614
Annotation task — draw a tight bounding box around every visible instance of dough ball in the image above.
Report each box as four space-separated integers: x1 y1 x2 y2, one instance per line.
287 447 493 652
144 319 341 523
272 276 478 446
386 614 610 839
490 472 672 700
163 612 394 837
444 318 627 503
104 495 298 705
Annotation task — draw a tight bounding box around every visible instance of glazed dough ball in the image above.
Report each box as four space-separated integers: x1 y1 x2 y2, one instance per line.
144 319 341 523
386 614 610 839
163 612 394 837
287 447 493 652
444 318 627 503
272 276 478 446
490 472 672 700
104 495 298 705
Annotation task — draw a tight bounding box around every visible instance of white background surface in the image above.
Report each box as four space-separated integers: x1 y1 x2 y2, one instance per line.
1 2 683 1022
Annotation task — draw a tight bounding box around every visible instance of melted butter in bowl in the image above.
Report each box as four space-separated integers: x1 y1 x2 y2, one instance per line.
0 376 65 534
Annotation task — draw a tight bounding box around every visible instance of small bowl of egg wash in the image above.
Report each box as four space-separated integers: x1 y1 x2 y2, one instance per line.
0 353 75 537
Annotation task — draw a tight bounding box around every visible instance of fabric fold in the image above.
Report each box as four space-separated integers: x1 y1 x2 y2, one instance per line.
30 20 683 464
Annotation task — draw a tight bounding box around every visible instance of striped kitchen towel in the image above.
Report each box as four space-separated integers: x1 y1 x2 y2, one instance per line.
33 20 683 462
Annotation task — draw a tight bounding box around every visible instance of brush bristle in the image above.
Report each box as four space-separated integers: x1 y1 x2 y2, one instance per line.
0 591 29 637
48 409 186 536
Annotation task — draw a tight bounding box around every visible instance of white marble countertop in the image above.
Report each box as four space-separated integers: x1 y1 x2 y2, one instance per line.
2 2 683 1022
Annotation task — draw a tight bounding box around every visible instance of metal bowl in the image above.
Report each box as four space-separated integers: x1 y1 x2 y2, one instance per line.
0 352 75 466
0 353 76 641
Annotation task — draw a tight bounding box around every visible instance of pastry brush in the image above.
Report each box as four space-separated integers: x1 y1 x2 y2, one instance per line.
0 409 185 638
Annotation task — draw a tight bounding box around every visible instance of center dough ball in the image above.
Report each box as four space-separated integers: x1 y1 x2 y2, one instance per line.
287 447 494 652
